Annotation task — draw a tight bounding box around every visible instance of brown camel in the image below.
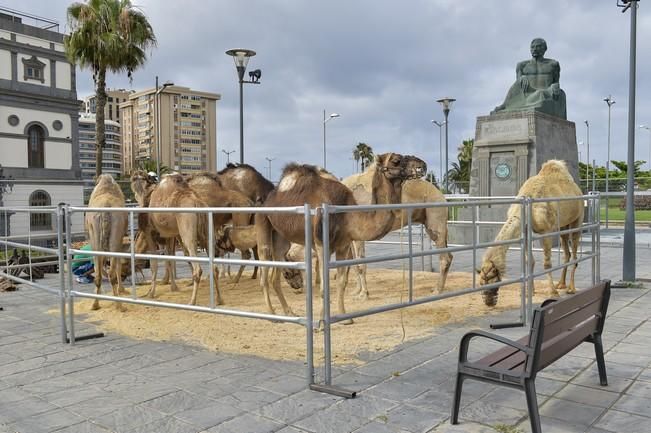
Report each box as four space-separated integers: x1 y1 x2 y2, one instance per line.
256 153 427 320
479 159 584 306
217 163 275 204
341 176 453 299
85 174 128 310
131 172 212 305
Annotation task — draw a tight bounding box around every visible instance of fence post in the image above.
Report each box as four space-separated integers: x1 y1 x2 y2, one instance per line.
520 197 527 325
596 193 601 282
64 204 76 344
525 197 534 324
321 203 332 385
304 204 314 386
407 209 414 303
208 211 215 309
129 210 137 300
56 203 68 344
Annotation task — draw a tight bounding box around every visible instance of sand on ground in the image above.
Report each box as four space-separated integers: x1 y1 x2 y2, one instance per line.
68 268 550 364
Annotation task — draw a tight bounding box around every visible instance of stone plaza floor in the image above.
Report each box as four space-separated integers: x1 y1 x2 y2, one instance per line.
1 229 651 433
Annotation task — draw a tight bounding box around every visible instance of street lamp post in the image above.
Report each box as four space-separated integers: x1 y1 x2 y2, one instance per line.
226 49 261 164
222 149 235 166
265 156 275 180
431 120 446 188
322 110 340 170
437 97 455 193
584 120 590 191
639 125 651 171
604 96 615 228
155 76 174 180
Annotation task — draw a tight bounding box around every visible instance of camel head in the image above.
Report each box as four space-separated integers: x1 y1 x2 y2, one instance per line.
478 257 503 307
376 153 427 181
215 227 236 254
130 170 157 206
282 269 304 293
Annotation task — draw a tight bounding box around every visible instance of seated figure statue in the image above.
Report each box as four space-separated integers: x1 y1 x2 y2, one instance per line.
492 38 566 119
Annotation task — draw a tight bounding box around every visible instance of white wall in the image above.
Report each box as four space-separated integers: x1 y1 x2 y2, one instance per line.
0 137 28 166
3 183 85 235
0 30 10 40
53 42 64 53
0 49 10 80
0 106 71 138
45 140 72 170
15 34 50 49
17 53 50 87
55 61 71 90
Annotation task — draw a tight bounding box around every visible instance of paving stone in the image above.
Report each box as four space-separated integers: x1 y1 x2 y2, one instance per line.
275 427 311 433
92 404 168 431
594 409 651 433
454 400 525 427
516 415 587 433
125 416 200 433
140 389 208 415
554 383 620 408
216 386 285 411
46 420 114 433
430 422 501 433
258 390 340 424
206 413 284 433
612 393 651 417
0 396 58 424
5 408 84 433
384 404 446 433
173 401 243 430
605 351 651 368
539 397 605 425
257 374 308 396
353 420 412 433
571 370 633 393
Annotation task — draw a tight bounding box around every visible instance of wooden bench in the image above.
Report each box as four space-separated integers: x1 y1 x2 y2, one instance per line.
451 280 611 433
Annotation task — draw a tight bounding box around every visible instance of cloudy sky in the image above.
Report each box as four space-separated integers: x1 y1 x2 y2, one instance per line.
12 0 651 181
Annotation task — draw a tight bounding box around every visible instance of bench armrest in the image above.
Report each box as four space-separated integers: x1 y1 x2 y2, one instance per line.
459 330 531 364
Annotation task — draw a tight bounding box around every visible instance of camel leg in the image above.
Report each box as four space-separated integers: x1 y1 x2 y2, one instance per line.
270 233 294 316
231 249 249 284
427 227 453 293
116 257 128 294
256 214 277 315
109 256 126 311
335 245 353 324
145 258 159 298
567 228 581 294
91 255 104 310
251 247 259 279
352 241 369 300
542 237 559 297
556 234 571 291
187 259 203 305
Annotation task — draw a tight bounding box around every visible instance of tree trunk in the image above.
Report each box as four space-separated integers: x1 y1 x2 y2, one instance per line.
94 68 107 178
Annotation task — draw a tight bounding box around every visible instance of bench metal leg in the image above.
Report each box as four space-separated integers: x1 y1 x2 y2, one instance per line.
450 373 464 424
594 334 608 386
524 379 541 433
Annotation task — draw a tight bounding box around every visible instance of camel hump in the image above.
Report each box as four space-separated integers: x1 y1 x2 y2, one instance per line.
187 171 223 187
539 159 569 176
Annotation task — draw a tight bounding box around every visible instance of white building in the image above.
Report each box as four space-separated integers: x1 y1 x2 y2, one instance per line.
0 8 84 237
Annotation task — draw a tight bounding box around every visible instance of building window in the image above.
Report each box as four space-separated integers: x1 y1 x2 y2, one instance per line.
22 56 46 83
29 190 52 231
27 125 45 168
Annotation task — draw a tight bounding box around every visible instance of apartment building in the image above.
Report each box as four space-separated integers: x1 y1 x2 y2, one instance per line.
83 88 133 122
78 113 122 202
120 86 219 175
0 8 83 236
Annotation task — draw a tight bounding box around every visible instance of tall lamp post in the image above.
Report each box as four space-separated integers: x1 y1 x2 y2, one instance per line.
265 156 275 180
437 97 455 192
618 0 638 282
155 77 174 180
323 111 340 170
226 49 261 164
639 125 651 171
431 120 446 187
604 96 615 228
584 120 590 191
222 149 235 165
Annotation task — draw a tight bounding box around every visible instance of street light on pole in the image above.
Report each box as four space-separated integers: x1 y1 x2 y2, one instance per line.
323 110 340 170
155 77 174 180
265 156 275 180
639 125 651 171
222 149 235 166
604 95 615 228
437 97 455 193
431 120 446 188
226 49 261 164
584 120 590 191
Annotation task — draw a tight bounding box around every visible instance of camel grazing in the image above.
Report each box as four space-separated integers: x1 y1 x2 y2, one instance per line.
256 153 427 320
479 159 584 306
132 172 212 305
341 176 453 299
85 174 128 310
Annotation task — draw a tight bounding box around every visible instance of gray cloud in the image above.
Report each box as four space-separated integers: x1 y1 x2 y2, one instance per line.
16 0 651 179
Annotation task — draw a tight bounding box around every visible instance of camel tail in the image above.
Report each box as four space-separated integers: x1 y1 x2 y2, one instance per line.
196 212 209 250
100 212 111 252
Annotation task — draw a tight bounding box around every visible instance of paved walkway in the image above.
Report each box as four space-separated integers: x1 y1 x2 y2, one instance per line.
1 238 651 433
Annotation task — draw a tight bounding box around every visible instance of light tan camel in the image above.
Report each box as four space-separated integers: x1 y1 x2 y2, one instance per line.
85 174 128 310
131 172 211 305
341 176 453 299
479 159 584 306
256 153 427 320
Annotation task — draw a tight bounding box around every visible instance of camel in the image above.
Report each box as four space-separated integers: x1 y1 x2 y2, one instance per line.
131 172 212 305
85 174 128 310
217 163 274 204
478 159 584 306
256 153 427 320
341 176 453 299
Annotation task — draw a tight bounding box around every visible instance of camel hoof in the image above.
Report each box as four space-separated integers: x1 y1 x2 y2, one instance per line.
91 302 100 311
342 319 354 325
555 283 567 291
566 286 576 294
356 291 369 301
118 288 129 295
549 289 560 297
115 303 127 312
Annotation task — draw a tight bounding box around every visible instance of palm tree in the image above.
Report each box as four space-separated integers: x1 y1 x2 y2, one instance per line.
136 158 171 175
447 139 473 193
65 0 156 178
353 142 374 171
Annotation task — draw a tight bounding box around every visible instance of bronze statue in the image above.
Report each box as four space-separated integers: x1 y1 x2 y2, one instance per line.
492 38 566 119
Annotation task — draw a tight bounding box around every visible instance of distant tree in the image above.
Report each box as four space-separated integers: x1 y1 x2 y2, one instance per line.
425 171 440 189
136 158 171 175
446 139 473 193
353 142 374 171
65 0 156 177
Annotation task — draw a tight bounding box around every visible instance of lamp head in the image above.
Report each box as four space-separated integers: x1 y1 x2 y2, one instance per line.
436 97 456 112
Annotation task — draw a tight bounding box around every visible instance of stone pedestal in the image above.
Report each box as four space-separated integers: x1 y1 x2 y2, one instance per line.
449 110 578 244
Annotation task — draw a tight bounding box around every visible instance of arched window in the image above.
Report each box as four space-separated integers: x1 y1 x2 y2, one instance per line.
29 190 51 230
27 125 45 168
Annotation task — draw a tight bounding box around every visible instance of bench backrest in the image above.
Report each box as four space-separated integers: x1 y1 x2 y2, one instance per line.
525 280 610 376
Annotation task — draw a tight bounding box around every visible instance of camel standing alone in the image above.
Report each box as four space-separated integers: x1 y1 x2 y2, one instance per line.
479 159 583 306
342 176 453 298
85 174 128 310
256 153 427 320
